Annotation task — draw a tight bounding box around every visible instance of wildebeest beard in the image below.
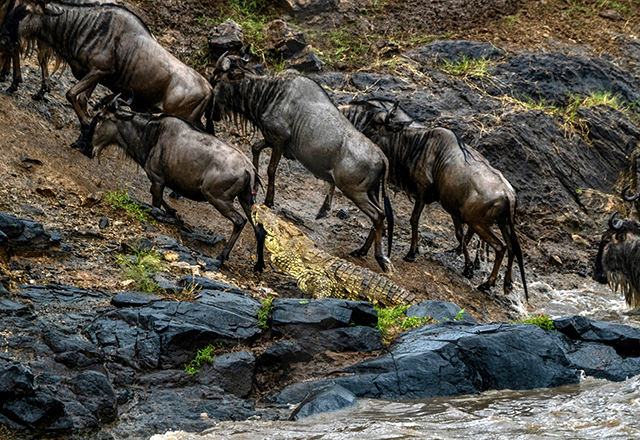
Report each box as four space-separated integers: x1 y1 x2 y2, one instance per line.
603 233 640 308
212 73 302 140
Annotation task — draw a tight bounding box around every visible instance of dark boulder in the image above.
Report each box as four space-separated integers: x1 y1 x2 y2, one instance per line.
208 19 244 60
284 45 324 73
264 19 308 58
271 298 378 337
407 300 477 323
64 371 117 423
289 384 357 420
0 212 58 253
198 350 255 398
180 275 251 296
0 361 35 397
271 321 580 404
554 315 640 357
405 40 505 64
111 291 162 308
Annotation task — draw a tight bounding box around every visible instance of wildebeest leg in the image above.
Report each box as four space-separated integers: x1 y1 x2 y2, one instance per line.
208 197 247 264
149 182 177 217
0 56 10 81
473 224 506 292
316 183 336 219
66 69 109 149
238 184 265 272
264 142 283 208
251 140 268 192
462 227 476 278
6 46 22 93
345 189 392 273
32 51 51 101
404 197 426 262
447 217 465 255
499 220 515 293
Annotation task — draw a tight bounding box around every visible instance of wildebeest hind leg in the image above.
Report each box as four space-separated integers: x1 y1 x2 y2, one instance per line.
462 227 476 278
264 143 284 207
239 186 266 272
404 198 426 262
67 70 107 149
207 197 247 264
473 225 506 292
317 184 336 219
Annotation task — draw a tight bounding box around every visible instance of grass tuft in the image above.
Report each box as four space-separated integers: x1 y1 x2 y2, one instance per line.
117 249 165 293
512 314 556 331
105 189 152 223
375 305 433 342
185 343 223 376
257 296 274 330
439 55 490 77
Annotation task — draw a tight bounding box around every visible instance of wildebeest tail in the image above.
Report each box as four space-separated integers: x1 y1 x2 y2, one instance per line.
508 199 528 302
382 161 394 258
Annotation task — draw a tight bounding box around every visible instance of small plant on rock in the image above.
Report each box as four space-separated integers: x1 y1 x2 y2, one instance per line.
257 296 274 330
105 189 152 223
376 305 432 342
185 343 223 376
440 55 490 77
117 249 165 293
512 314 556 331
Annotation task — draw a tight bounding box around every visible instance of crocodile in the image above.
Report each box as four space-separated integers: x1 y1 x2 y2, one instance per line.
252 204 419 307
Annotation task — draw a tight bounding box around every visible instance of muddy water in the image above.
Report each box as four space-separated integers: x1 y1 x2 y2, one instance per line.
152 280 640 440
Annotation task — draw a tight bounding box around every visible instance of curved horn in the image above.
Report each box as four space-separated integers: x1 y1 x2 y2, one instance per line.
108 93 122 111
216 51 230 72
608 211 623 230
622 184 640 201
123 91 133 107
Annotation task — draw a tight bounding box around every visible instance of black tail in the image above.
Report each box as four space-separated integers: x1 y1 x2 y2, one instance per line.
381 162 394 258
509 202 528 302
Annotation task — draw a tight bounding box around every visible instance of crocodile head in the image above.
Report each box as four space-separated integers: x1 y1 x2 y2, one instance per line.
251 203 311 256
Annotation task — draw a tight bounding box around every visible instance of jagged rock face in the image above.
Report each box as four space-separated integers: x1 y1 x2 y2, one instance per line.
264 19 308 58
208 18 244 60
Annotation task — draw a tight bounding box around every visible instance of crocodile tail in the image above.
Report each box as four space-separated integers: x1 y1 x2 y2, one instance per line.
382 160 394 258
509 198 528 302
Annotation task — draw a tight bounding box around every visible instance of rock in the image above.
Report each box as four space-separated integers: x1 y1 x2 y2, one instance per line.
98 217 110 229
264 19 308 58
0 212 57 252
289 384 357 420
0 361 35 397
82 192 104 207
284 45 323 73
35 187 56 198
271 321 579 404
271 298 378 337
257 340 314 371
64 371 117 423
199 350 255 398
151 234 221 271
405 40 504 64
196 289 261 316
554 315 640 357
179 275 251 296
278 0 337 16
336 209 349 220
121 237 155 253
111 291 161 308
600 9 622 20
370 41 399 57
407 300 477 323
549 255 563 266
208 19 244 60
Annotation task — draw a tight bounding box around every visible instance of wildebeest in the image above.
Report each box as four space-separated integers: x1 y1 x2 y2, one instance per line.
338 99 527 299
622 149 639 202
83 96 265 271
0 0 213 149
210 54 395 273
593 211 640 308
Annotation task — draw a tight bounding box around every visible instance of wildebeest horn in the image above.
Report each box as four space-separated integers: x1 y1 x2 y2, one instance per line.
622 184 640 201
216 51 230 72
108 93 122 111
608 211 623 230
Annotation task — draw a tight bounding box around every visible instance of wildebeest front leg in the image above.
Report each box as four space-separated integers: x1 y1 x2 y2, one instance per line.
316 183 335 219
461 227 476 278
251 140 268 192
149 182 177 217
498 220 515 293
404 198 426 262
67 69 109 149
264 142 284 207
6 47 22 93
32 53 52 101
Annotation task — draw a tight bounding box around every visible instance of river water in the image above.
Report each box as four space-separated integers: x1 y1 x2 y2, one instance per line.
152 279 640 440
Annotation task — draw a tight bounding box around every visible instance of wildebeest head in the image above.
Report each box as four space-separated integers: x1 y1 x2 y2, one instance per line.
593 211 640 307
0 0 62 51
340 99 412 136
82 94 134 159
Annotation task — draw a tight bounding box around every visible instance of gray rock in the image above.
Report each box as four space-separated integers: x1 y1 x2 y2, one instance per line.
407 300 477 323
111 291 162 308
0 361 35 397
271 298 378 337
554 315 640 357
289 384 357 420
208 19 244 60
181 275 251 296
264 19 308 58
405 40 504 64
285 45 323 73
64 371 117 423
199 350 255 397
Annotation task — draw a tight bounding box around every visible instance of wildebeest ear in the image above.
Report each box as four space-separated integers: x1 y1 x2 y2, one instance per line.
240 45 251 63
115 110 135 121
250 63 266 75
216 52 231 72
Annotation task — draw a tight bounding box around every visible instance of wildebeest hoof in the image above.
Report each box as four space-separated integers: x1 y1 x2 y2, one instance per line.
463 265 474 279
315 209 329 220
349 248 367 258
377 255 395 274
504 279 513 293
403 252 416 263
6 85 17 94
31 92 47 102
254 261 265 272
477 281 492 292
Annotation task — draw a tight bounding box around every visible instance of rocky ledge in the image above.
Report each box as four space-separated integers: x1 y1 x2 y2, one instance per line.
2 212 640 439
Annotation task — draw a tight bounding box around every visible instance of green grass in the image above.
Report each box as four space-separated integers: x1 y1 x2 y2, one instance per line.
104 189 152 223
116 249 165 293
257 297 274 330
512 314 556 331
185 343 223 376
439 55 490 77
375 305 432 342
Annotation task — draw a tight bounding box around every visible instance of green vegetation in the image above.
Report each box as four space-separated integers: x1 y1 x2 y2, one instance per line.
184 343 223 376
439 55 490 77
257 297 274 330
116 249 165 293
512 314 556 331
104 189 152 223
375 305 432 342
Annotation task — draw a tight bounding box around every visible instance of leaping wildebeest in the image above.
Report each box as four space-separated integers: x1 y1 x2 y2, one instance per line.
593 212 640 308
0 0 213 150
82 96 265 271
209 54 395 273
338 99 527 299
